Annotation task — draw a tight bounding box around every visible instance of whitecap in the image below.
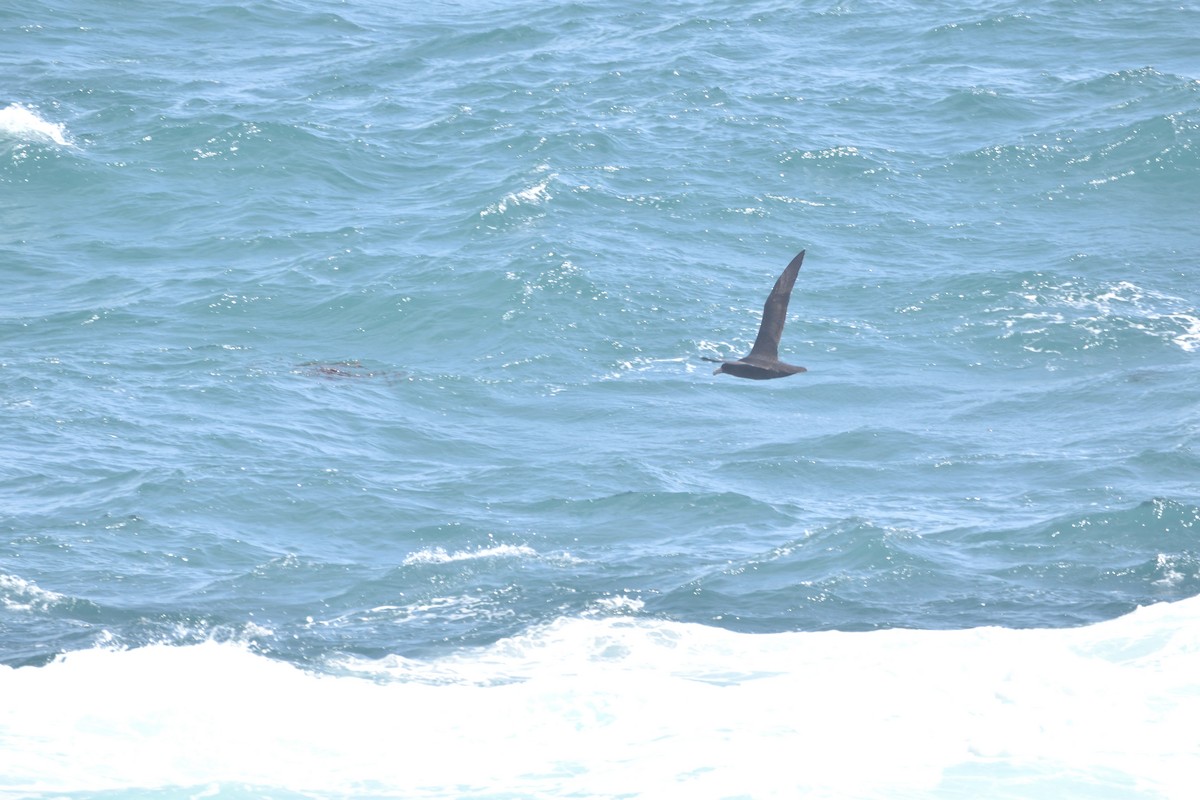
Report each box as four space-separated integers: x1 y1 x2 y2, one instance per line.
1168 312 1200 352
0 573 66 612
0 103 71 146
984 279 1200 353
480 175 554 217
3 598 1199 797
586 594 646 615
402 543 538 566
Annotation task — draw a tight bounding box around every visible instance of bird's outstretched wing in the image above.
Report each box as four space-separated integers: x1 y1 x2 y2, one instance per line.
747 250 805 360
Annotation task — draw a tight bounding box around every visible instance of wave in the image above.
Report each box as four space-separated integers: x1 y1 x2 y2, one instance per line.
0 103 71 147
2 596 1197 797
656 498 1200 633
402 543 550 566
479 173 555 219
940 272 1200 358
0 573 66 613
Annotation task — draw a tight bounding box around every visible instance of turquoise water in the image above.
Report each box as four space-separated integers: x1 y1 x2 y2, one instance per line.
2 1 1199 796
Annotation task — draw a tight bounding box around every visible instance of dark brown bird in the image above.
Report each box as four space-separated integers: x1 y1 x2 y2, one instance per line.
704 250 808 380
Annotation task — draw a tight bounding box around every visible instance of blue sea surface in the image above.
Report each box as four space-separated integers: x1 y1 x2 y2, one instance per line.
2 0 1199 796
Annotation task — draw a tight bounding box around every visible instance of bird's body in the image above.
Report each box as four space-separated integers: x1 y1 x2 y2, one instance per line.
705 250 808 380
708 356 807 380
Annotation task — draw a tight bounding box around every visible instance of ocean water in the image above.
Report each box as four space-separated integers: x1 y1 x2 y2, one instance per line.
2 0 1199 796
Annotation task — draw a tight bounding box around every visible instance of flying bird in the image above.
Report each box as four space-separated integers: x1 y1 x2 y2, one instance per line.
704 250 808 380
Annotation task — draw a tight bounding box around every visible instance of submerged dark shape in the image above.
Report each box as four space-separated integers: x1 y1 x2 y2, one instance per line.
295 361 407 381
296 360 378 379
704 250 808 380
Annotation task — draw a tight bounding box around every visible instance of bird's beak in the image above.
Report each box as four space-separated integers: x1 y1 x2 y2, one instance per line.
712 365 723 375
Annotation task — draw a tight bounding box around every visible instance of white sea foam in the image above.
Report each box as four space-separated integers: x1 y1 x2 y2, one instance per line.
1169 311 1200 352
586 594 645 614
0 573 65 612
480 176 554 217
1 597 1197 797
0 103 71 146
402 543 538 565
990 279 1200 353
